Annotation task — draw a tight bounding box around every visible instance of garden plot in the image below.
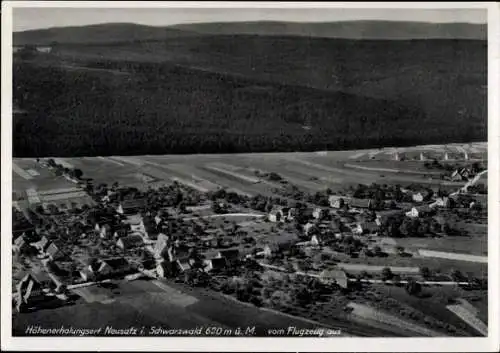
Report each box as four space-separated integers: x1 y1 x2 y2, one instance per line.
96 156 125 167
41 191 89 202
13 162 33 180
418 250 487 264
26 169 40 177
38 187 82 196
53 158 75 169
108 156 144 167
205 163 260 184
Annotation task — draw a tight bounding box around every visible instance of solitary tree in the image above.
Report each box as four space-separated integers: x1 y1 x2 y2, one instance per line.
381 267 394 281
405 278 422 296
419 266 432 279
73 168 83 179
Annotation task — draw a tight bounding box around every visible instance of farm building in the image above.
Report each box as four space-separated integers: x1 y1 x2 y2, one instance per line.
406 205 433 218
217 249 240 262
116 234 145 250
268 206 295 222
311 233 340 247
375 210 403 226
175 258 191 273
203 257 228 272
32 236 50 253
312 207 328 220
329 195 350 209
13 236 33 254
450 168 472 182
319 269 349 289
303 222 316 236
116 199 146 215
430 197 452 209
412 193 424 203
349 198 372 210
354 222 380 235
262 243 280 258
45 243 65 261
81 258 136 281
15 273 48 312
156 259 180 278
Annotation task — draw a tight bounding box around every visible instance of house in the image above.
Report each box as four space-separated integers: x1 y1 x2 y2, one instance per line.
450 168 472 182
13 236 32 254
262 243 280 258
175 258 191 273
153 233 170 259
156 259 178 278
32 236 50 253
46 243 64 261
268 206 284 222
406 207 420 218
412 193 424 203
203 257 228 272
116 234 145 250
311 233 338 247
303 222 316 236
319 269 349 289
116 198 146 215
312 207 328 220
354 222 380 235
15 273 48 312
217 249 240 262
329 195 349 209
430 197 452 209
406 205 433 218
82 258 134 281
268 206 295 222
103 257 134 278
99 224 112 239
125 214 146 234
349 198 372 210
375 210 403 226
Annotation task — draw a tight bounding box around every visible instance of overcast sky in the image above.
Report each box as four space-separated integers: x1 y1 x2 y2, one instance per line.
13 8 487 32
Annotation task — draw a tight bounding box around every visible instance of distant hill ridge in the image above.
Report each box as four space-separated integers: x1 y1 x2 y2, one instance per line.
14 20 486 45
171 20 486 40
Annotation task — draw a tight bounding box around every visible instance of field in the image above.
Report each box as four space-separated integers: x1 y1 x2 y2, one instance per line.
12 279 375 336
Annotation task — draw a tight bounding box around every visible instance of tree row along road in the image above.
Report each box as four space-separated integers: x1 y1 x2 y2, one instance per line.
257 263 470 286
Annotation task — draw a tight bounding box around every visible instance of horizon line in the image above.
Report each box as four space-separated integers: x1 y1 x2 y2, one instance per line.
14 19 487 33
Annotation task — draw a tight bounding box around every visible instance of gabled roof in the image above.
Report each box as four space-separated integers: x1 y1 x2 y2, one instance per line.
320 269 347 280
350 198 372 208
360 222 379 232
14 236 26 247
218 249 240 259
117 234 144 249
46 242 63 259
120 198 146 210
205 257 227 269
329 195 350 203
104 257 132 271
414 205 432 213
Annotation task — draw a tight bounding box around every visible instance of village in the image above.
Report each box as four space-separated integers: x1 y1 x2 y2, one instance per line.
12 149 488 336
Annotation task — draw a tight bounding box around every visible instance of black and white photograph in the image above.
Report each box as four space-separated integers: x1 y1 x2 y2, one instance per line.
1 1 499 352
